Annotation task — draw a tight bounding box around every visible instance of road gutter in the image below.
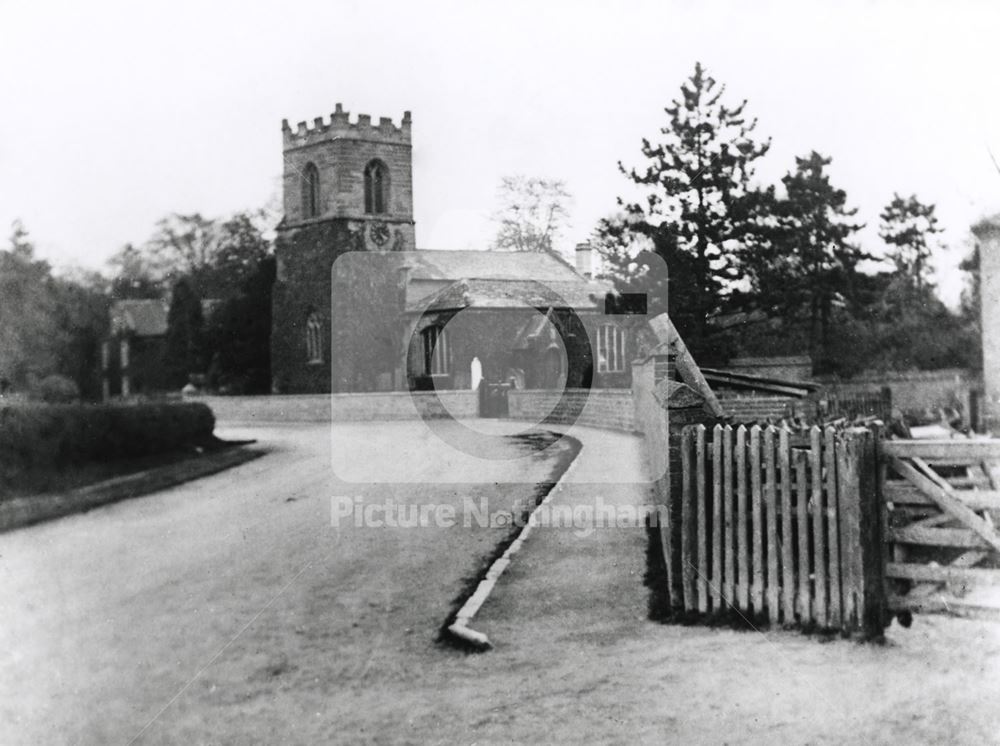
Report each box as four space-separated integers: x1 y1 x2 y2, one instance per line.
446 432 582 650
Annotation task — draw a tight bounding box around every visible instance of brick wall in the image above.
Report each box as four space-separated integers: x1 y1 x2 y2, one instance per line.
507 388 637 432
717 393 805 423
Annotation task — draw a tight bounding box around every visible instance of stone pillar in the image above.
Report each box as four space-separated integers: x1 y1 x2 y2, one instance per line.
972 216 1000 432
101 341 110 402
120 339 131 399
972 215 1000 435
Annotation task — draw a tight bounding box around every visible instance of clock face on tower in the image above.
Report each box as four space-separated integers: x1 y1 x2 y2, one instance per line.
370 221 391 247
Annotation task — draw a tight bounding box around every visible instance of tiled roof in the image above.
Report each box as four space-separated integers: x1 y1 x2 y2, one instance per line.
654 379 706 409
399 250 584 282
408 277 613 313
110 300 169 337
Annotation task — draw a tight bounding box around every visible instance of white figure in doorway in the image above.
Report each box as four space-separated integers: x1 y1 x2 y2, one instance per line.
470 356 483 391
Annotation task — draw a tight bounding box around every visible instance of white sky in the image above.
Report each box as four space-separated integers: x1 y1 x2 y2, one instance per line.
3 0 1000 307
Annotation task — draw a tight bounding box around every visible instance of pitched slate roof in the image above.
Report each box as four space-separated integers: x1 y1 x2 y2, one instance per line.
110 300 169 337
408 277 613 313
399 250 584 282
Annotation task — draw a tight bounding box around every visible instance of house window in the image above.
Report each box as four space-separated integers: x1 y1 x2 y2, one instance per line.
119 339 130 370
597 324 626 373
364 160 388 214
302 162 320 218
306 313 323 363
422 326 449 376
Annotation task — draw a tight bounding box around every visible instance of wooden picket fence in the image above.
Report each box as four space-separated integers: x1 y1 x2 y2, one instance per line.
666 424 886 636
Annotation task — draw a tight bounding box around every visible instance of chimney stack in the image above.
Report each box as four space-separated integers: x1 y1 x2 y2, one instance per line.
575 242 594 279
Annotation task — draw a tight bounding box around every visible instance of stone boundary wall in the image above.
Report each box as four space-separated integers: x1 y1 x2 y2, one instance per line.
820 368 978 424
196 389 638 429
191 394 330 423
331 391 478 421
507 389 637 433
190 392 478 424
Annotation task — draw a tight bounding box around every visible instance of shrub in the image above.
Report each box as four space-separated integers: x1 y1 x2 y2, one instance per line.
33 374 81 404
0 401 215 478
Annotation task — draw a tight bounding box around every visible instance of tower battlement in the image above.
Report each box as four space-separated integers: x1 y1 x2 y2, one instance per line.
282 103 411 150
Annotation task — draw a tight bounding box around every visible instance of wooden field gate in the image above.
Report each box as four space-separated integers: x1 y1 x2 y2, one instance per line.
882 439 1000 618
669 425 1000 633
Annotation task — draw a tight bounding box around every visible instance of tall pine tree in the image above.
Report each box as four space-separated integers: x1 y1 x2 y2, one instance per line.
879 193 940 293
163 278 205 389
745 152 866 370
601 62 770 359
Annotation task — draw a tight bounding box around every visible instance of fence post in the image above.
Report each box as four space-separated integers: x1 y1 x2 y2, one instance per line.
680 426 694 610
695 424 708 612
711 424 724 612
836 428 888 638
862 426 889 637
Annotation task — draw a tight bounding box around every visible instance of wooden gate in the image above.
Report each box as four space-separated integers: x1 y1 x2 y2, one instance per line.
883 439 1000 618
478 381 510 418
669 424 886 636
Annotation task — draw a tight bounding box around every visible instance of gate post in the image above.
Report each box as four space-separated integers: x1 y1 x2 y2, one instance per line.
837 428 888 638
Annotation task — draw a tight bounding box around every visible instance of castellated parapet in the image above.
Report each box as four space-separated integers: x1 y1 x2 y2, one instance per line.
282 103 412 150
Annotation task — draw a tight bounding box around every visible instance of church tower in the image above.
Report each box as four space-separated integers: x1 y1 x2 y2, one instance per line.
279 103 415 248
271 104 416 393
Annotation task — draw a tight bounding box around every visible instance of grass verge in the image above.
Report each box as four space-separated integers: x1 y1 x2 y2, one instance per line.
0 441 264 532
437 429 582 651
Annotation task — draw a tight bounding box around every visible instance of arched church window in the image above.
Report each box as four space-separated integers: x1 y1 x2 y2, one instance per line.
302 162 320 218
306 312 323 364
364 160 389 214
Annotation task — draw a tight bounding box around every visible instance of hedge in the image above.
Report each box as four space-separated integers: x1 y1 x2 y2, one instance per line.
0 402 215 475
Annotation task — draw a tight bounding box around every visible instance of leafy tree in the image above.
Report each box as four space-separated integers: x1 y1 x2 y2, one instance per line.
879 194 941 293
163 278 205 389
51 269 110 400
491 175 571 253
606 61 770 356
196 211 271 298
0 222 110 398
136 209 272 299
107 243 161 299
0 221 59 387
204 256 275 393
146 213 219 289
122 208 274 391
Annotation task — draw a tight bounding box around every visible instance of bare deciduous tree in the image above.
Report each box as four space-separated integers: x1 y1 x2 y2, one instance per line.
491 175 571 253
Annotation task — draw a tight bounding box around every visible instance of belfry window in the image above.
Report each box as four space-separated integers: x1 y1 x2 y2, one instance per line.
364 160 389 214
302 162 320 218
306 312 323 363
